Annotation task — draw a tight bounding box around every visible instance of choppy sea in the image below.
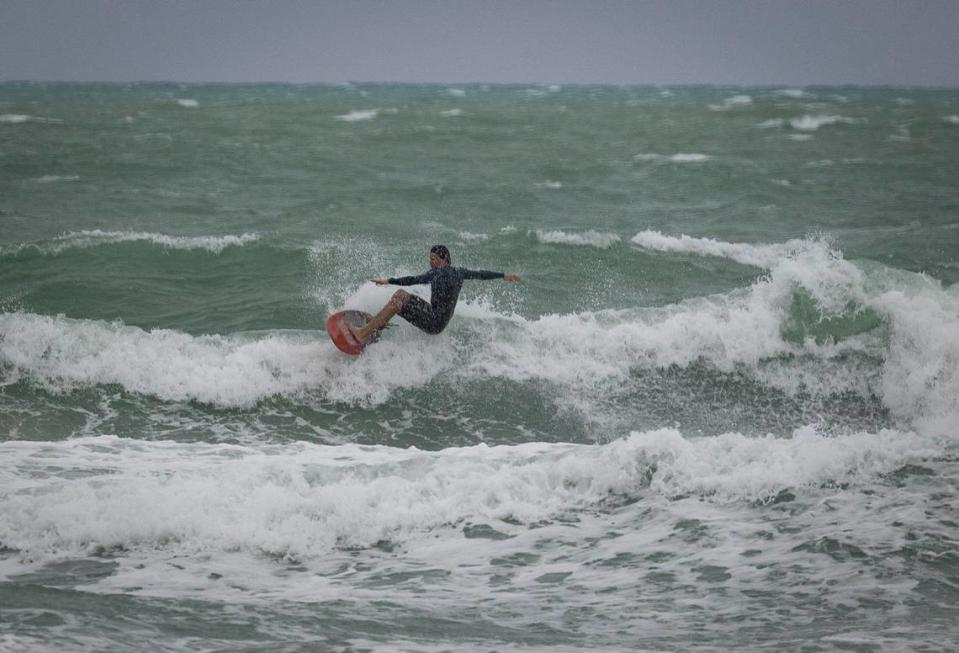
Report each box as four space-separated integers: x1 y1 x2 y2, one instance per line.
1 83 958 652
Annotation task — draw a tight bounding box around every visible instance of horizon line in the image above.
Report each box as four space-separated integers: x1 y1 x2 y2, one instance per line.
3 79 959 90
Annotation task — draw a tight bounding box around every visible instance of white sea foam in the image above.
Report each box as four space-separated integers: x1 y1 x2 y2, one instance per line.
789 114 858 131
440 109 463 117
0 428 943 582
335 109 379 122
804 158 864 169
708 95 753 111
873 281 959 435
447 88 466 97
0 310 450 407
457 231 489 241
176 99 199 108
943 115 959 125
759 115 858 131
631 232 868 316
0 424 941 564
30 175 80 183
535 180 563 189
0 114 63 124
631 230 812 269
758 119 784 129
0 230 260 257
773 89 812 99
634 153 712 163
670 153 711 162
533 230 621 248
0 314 312 405
621 426 942 501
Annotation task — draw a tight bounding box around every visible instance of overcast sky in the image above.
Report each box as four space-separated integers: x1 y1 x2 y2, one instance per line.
2 0 958 86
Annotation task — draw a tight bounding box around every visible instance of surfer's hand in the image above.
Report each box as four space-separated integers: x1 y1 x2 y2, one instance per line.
504 273 521 282
372 277 389 285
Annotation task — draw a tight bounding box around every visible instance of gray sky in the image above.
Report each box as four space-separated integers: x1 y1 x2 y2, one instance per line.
2 0 958 86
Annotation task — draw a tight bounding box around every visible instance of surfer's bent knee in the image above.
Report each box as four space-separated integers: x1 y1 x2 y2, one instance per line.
389 290 410 309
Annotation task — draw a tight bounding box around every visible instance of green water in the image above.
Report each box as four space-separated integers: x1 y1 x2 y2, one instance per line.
1 83 957 652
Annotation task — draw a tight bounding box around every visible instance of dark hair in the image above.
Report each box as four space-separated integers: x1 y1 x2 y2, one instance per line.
430 244 451 264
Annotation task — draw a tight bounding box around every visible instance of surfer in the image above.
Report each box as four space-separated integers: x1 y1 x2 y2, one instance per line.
348 245 520 343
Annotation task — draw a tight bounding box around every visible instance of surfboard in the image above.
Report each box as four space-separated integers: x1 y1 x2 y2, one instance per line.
326 310 380 355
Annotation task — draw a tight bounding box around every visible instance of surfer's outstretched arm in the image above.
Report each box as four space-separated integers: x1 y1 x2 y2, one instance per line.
462 269 521 282
379 273 433 286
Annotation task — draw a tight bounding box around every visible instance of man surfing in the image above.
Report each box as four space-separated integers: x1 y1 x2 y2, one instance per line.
348 245 521 344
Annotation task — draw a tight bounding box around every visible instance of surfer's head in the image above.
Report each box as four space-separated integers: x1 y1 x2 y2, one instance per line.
430 244 451 267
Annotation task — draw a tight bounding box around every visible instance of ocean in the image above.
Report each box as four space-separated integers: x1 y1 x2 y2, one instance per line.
1 83 957 652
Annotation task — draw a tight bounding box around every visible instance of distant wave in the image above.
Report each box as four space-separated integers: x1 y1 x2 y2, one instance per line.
335 109 379 122
708 95 752 111
772 89 813 99
0 230 261 257
634 153 713 163
944 115 959 125
759 115 860 131
533 229 621 248
535 180 563 189
790 114 859 131
631 230 813 269
758 119 785 129
0 114 64 125
30 175 80 183
802 159 867 169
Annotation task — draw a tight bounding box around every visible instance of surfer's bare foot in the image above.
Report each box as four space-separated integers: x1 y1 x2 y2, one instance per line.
347 323 367 343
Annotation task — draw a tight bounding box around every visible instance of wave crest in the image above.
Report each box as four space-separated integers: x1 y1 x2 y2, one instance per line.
533 230 621 248
1 231 260 257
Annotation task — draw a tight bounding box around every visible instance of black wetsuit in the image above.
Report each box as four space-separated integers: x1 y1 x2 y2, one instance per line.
388 267 505 334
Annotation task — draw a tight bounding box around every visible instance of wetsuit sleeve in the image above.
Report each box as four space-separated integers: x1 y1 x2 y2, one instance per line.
462 269 505 280
388 272 433 286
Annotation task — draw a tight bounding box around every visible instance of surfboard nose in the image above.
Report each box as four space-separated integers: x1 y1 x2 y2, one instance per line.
326 310 378 355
